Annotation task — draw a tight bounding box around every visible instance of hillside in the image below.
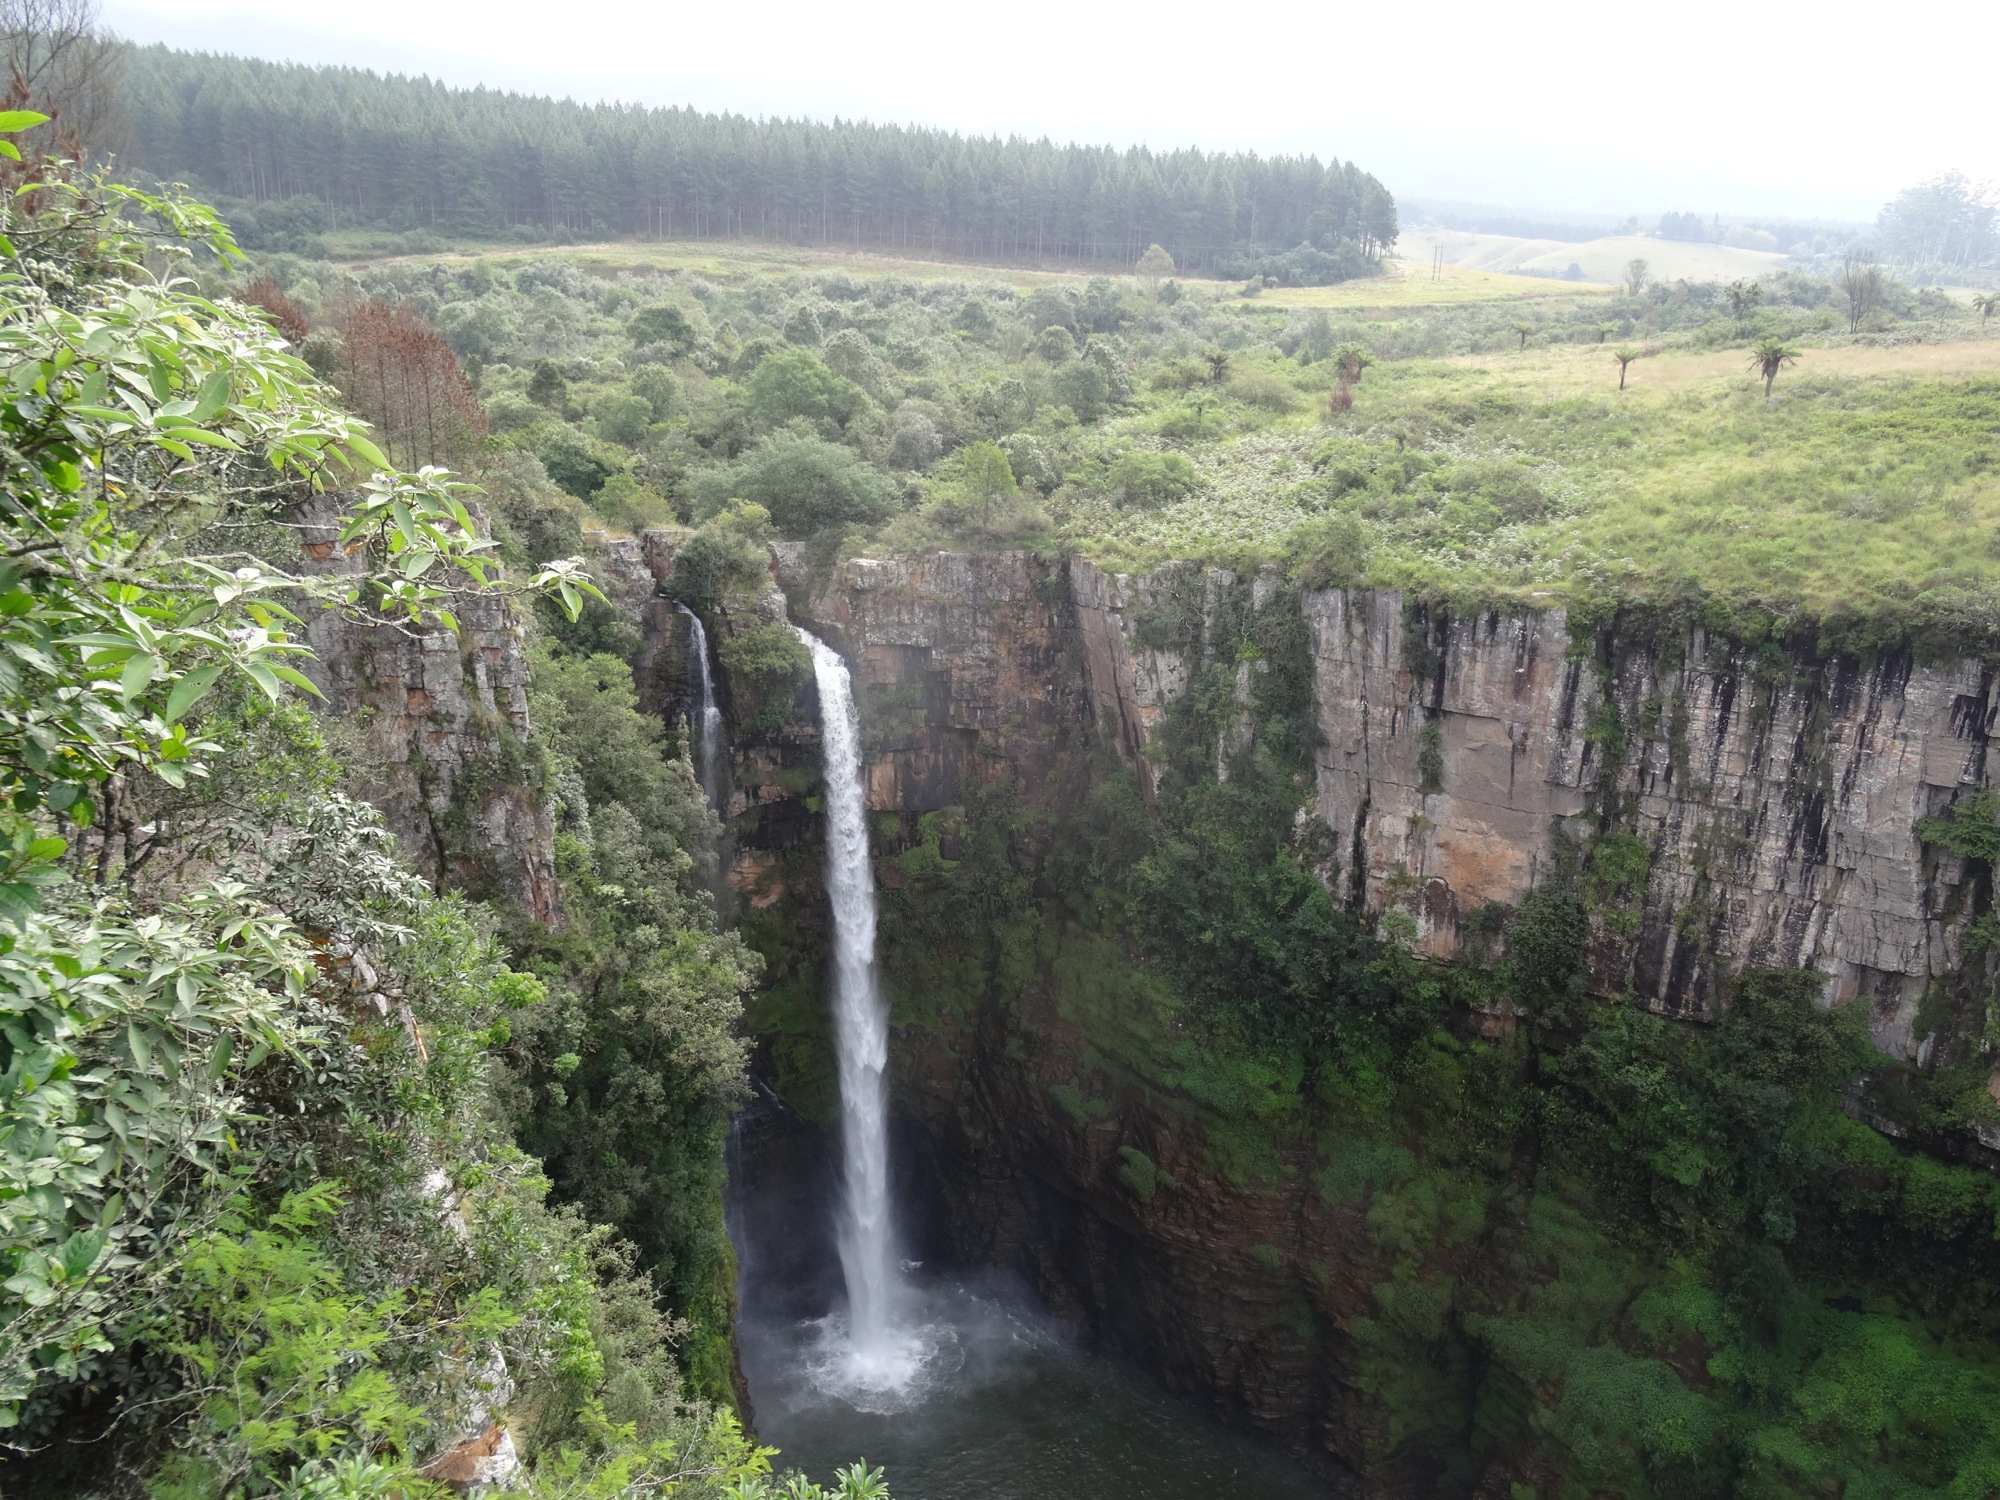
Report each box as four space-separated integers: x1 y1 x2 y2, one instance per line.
114 44 1395 279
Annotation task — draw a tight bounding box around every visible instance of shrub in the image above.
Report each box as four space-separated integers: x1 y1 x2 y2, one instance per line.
589 387 655 445
627 302 698 351
536 423 613 500
688 433 897 537
1099 448 1202 509
1049 357 1112 422
1228 367 1302 412
629 363 683 422
745 347 866 430
485 388 541 432
718 621 813 732
670 502 777 603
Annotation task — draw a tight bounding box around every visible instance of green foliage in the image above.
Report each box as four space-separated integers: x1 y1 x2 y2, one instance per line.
671 503 778 606
1116 1146 1161 1202
0 154 746 1499
922 441 1047 543
529 359 570 410
1416 717 1444 792
726 1458 892 1500
0 887 313 1422
539 424 615 500
0 200 524 835
689 434 896 538
589 388 656 446
148 1185 472 1498
745 349 866 431
717 624 813 734
508 641 757 1394
628 304 699 354
1917 785 2000 864
1073 447 1202 510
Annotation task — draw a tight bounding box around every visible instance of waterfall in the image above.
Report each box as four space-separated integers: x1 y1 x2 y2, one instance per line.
797 627 906 1380
679 605 726 816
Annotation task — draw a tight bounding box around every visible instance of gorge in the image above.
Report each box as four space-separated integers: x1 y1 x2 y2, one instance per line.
571 532 2000 1494
12 38 2000 1492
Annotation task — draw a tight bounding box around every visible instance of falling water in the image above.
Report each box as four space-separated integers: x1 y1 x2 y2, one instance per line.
679 605 726 815
797 627 925 1400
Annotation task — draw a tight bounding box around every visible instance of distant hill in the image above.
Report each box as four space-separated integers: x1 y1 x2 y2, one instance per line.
118 45 1396 278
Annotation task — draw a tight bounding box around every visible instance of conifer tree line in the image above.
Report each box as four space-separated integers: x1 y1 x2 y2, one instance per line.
116 44 1398 273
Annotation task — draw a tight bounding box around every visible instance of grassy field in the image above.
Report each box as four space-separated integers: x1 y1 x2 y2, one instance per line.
338 234 1189 293
1259 258 1615 310
340 235 1605 312
1433 337 2000 398
1397 227 1792 284
1065 336 2000 649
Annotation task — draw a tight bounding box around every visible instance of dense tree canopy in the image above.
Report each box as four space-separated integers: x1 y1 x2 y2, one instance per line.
116 45 1397 275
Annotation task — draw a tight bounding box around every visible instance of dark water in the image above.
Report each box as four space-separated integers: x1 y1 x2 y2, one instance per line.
735 1276 1330 1500
728 1096 1330 1500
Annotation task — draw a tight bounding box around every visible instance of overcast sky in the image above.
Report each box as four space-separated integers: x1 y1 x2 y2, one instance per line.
104 0 1996 225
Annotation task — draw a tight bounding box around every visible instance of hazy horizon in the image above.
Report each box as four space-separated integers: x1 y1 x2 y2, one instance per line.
103 0 1993 230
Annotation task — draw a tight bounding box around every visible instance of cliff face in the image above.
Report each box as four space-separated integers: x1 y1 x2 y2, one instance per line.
296 500 560 924
1304 591 1989 1047
703 548 1999 1489
785 550 1986 1058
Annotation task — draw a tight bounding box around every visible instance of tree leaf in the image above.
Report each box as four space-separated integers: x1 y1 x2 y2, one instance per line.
190 371 231 422
344 433 388 470
265 664 324 699
57 1230 106 1281
164 664 223 722
241 660 282 702
119 653 156 705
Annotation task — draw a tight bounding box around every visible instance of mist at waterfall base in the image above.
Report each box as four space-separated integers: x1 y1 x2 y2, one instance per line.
726 631 1327 1499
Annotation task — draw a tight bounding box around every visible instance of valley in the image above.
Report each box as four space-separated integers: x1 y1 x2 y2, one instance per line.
4 24 2000 1500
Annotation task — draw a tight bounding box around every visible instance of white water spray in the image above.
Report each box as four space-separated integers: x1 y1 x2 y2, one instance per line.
798 627 933 1404
680 606 726 815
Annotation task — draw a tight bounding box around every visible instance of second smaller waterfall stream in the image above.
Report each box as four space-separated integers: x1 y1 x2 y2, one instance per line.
679 605 726 815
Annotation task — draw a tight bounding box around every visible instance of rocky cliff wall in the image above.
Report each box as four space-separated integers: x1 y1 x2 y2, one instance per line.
770 550 1990 1060
296 499 561 924
691 546 2000 1489
1310 596 1995 1041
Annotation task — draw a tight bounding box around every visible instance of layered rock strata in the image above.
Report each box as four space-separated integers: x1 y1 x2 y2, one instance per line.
774 549 1986 1054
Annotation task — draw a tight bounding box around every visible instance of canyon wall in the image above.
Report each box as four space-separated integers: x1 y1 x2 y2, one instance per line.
781 549 1988 1060
676 545 1996 1492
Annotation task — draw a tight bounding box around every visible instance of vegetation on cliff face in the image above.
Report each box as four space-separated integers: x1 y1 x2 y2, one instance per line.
821 571 2000 1497
0 142 785 1496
